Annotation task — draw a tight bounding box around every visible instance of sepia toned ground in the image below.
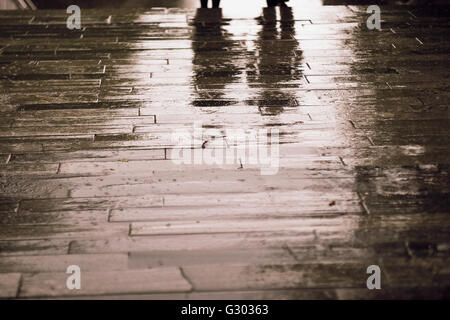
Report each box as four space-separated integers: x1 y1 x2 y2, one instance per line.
0 3 449 299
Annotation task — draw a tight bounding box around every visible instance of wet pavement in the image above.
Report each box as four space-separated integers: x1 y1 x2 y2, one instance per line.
0 4 449 299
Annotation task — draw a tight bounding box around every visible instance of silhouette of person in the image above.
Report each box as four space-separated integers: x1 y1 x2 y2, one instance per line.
200 0 221 8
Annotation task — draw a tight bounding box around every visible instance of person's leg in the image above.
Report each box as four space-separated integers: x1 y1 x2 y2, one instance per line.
267 0 277 7
212 0 221 8
200 0 208 8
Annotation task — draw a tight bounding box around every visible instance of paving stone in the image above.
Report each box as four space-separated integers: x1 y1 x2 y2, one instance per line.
110 200 362 222
0 273 21 298
69 172 357 197
0 237 69 255
130 216 360 236
0 222 129 241
69 233 318 254
0 209 108 225
0 198 19 213
0 163 59 175
11 149 165 163
129 247 296 268
20 267 192 298
19 196 163 213
0 253 128 273
182 263 370 291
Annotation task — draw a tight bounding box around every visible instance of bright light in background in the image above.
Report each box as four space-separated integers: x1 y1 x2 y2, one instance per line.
216 0 324 17
173 0 325 17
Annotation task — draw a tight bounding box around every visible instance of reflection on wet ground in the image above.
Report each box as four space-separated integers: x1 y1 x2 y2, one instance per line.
248 7 302 116
191 9 241 103
30 0 450 9
0 4 449 299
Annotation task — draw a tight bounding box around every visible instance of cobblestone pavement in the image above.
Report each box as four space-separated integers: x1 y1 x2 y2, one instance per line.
0 4 449 299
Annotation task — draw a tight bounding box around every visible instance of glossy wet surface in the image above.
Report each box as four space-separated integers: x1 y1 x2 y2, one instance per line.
0 5 449 299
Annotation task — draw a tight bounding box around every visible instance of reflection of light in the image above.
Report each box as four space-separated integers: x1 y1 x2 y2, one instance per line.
219 0 324 18
124 14 194 113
